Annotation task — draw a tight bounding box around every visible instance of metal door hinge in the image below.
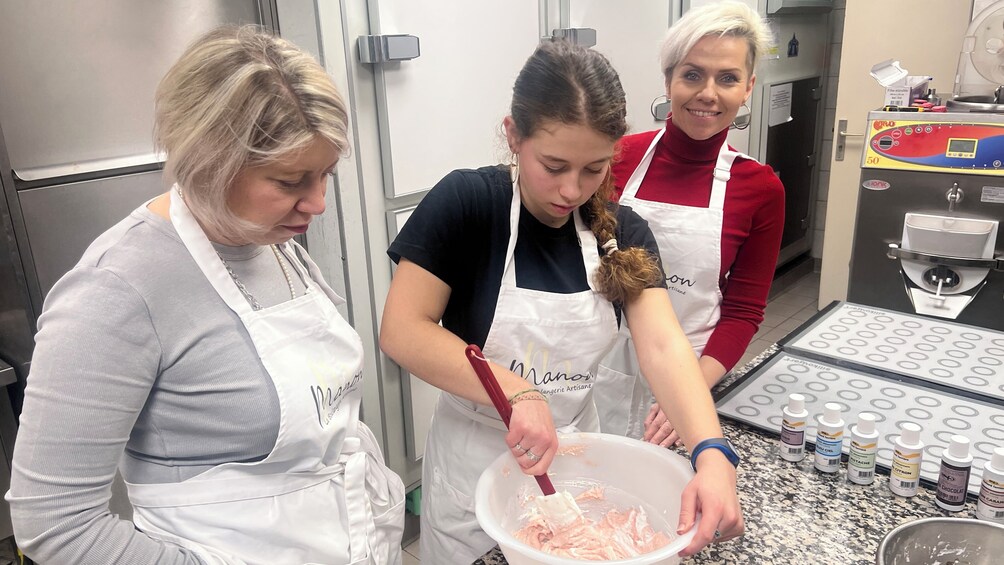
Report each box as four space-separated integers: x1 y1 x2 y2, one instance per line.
551 28 596 47
811 87 822 101
357 35 421 64
806 153 816 168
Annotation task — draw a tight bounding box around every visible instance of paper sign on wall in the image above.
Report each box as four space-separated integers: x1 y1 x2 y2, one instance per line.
768 82 793 127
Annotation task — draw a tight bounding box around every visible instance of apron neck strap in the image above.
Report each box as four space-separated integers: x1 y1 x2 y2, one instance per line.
284 240 347 307
620 128 665 200
169 185 256 316
504 176 601 292
710 141 738 210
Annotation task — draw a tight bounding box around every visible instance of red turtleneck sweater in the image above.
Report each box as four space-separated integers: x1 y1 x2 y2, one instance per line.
612 118 785 371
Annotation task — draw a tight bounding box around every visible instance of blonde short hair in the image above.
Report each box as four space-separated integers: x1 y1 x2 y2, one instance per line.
659 1 773 80
155 25 349 243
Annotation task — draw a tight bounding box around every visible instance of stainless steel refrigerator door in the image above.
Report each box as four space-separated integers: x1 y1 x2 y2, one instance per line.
0 1 260 181
18 171 165 299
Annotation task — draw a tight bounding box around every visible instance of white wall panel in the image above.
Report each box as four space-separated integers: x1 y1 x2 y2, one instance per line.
374 0 541 197
569 0 668 136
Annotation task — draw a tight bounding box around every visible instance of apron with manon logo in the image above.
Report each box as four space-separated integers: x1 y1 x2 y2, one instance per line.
124 187 404 565
595 128 741 438
419 174 617 563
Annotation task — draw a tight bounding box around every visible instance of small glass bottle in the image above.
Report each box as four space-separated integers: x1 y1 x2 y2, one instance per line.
847 413 879 485
780 393 808 462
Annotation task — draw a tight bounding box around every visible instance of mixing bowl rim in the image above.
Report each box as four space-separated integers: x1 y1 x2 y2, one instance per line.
474 431 699 565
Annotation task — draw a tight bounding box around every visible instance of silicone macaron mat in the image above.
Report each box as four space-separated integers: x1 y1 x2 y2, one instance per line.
716 351 1003 495
778 301 1004 403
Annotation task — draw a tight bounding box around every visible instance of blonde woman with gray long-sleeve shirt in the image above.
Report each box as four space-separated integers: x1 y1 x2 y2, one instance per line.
6 25 404 565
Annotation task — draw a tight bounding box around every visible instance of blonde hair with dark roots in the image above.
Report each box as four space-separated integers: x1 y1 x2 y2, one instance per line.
659 1 773 80
510 40 661 304
155 25 349 244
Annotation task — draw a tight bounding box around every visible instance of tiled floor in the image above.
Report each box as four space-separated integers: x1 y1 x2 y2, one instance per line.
402 538 420 564
400 271 822 563
737 271 821 368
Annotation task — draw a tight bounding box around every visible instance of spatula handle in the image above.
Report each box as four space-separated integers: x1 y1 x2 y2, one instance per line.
465 345 555 496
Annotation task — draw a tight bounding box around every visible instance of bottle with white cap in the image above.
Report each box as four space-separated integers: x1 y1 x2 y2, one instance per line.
935 435 973 512
977 447 1004 522
889 422 924 497
847 412 879 485
779 393 808 462
813 403 845 474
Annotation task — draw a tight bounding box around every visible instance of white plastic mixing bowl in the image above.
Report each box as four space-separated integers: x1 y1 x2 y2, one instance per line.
475 432 699 565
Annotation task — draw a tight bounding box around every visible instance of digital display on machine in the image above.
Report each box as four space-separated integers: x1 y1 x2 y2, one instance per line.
945 138 978 159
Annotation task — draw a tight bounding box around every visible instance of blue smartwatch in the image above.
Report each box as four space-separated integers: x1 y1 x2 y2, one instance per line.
690 437 740 471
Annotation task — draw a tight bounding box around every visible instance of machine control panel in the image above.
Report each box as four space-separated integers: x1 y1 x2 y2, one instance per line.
862 116 1004 175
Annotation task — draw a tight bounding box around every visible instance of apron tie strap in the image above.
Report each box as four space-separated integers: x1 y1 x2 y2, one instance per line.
343 446 375 562
126 438 368 509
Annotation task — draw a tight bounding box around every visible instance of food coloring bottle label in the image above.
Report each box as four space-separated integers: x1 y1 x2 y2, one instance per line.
890 448 921 496
847 439 877 484
978 476 1004 522
781 419 804 446
780 418 805 460
813 430 843 472
936 461 971 508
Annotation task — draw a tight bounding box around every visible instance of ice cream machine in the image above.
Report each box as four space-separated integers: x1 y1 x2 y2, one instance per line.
847 111 1004 330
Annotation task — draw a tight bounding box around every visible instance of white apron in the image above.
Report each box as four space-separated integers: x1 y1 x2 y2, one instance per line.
595 128 742 438
419 176 618 564
125 187 405 565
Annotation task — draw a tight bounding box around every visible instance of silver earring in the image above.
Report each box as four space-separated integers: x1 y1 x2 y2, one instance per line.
510 153 520 186
650 94 671 120
731 101 752 130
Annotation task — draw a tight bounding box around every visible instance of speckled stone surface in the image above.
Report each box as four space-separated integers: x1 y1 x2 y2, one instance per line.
474 345 984 565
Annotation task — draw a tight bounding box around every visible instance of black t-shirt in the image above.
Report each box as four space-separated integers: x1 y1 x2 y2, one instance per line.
387 165 666 348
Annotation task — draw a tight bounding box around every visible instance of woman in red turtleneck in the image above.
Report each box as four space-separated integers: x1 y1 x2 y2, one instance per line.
595 1 784 446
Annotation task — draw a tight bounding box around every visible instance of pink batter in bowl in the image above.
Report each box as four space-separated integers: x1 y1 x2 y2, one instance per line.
475 432 700 565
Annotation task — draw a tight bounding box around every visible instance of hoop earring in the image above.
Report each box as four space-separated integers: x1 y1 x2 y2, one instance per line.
510 153 520 186
650 94 667 119
731 101 752 130
650 94 671 121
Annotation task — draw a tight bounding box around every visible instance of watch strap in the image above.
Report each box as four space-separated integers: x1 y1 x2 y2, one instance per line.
690 437 740 471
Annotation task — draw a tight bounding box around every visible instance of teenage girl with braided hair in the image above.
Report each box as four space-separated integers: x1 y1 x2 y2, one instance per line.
380 39 743 564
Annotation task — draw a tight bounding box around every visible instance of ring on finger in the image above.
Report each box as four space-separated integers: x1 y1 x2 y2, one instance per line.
514 442 526 453
525 450 540 462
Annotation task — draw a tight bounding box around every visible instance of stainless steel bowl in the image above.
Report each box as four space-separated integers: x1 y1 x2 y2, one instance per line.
876 517 1004 565
946 95 1004 113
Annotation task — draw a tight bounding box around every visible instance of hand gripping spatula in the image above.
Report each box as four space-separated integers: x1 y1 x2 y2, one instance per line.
465 344 582 529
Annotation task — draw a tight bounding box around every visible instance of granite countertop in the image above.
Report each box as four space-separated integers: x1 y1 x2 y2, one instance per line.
475 346 983 565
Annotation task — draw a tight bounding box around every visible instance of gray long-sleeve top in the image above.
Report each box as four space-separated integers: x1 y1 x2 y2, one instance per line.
8 205 308 564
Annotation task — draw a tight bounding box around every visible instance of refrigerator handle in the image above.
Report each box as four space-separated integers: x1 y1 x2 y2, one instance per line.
13 153 164 183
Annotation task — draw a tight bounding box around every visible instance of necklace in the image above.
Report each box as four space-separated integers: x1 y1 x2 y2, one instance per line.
219 244 297 311
271 245 297 301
